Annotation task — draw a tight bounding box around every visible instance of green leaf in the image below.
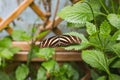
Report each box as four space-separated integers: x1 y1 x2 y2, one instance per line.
117 34 120 40
35 30 49 39
9 47 20 54
109 74 120 80
37 67 47 80
60 63 79 80
67 22 85 28
111 59 120 68
82 50 110 74
107 14 120 29
0 48 14 59
100 20 111 36
35 48 55 60
64 42 89 50
15 64 29 80
108 56 117 65
12 30 31 41
111 30 120 41
86 22 97 35
0 38 12 48
97 76 106 80
112 43 120 57
58 2 101 24
42 60 59 73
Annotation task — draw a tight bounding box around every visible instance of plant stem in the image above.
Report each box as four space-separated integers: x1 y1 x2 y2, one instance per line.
98 0 109 14
84 2 97 27
110 0 115 13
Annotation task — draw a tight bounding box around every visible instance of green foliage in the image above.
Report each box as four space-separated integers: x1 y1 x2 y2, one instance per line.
37 67 47 80
11 30 32 41
0 0 120 80
42 60 59 73
0 38 12 48
58 1 101 24
99 20 111 36
112 43 120 57
96 76 106 80
67 22 85 28
109 74 120 80
111 59 120 68
58 0 120 79
107 14 120 29
35 48 55 60
35 30 49 39
15 64 29 80
86 22 97 35
82 50 110 74
0 38 20 66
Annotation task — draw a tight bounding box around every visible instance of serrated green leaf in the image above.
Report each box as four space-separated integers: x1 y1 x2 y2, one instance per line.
35 30 49 39
12 30 31 41
64 42 89 50
111 59 120 68
42 60 59 73
112 43 120 57
0 38 12 48
117 34 120 40
15 64 29 80
107 14 120 29
0 48 14 59
35 48 55 60
100 20 111 36
97 76 106 80
67 22 85 28
86 22 97 35
109 74 120 80
108 56 117 65
111 30 120 41
60 63 79 80
58 2 101 24
82 50 110 74
37 67 47 80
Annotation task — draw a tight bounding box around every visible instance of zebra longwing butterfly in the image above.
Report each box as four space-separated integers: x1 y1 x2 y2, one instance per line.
39 35 81 48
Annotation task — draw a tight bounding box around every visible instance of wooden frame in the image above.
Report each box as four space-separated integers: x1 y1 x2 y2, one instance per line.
12 41 82 62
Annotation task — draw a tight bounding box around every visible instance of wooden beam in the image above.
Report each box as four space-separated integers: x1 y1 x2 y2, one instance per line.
0 0 33 31
12 41 81 61
13 51 81 62
39 17 63 32
0 17 13 34
29 2 46 21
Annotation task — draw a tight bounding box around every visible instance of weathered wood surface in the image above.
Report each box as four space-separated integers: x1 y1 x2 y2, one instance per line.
12 41 82 62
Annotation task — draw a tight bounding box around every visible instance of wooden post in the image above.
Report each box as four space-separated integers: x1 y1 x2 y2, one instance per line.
0 17 13 34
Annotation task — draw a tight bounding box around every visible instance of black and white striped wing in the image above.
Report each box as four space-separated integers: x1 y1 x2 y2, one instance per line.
39 35 81 48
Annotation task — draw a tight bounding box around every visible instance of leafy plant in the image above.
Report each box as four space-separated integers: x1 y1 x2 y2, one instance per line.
58 0 120 80
0 37 20 67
